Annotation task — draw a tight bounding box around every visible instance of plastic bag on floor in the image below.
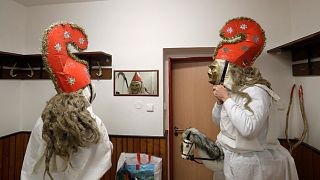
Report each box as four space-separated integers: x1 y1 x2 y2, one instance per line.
116 152 162 180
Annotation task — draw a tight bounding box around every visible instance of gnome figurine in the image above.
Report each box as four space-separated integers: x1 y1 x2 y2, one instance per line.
21 22 113 180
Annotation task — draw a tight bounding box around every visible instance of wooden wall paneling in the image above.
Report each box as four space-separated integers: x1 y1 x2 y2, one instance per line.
127 137 134 152
0 138 3 178
110 137 117 180
2 138 10 180
0 132 168 180
15 134 23 180
304 147 313 180
160 138 167 180
116 137 123 167
292 145 303 179
140 138 147 153
292 63 309 76
147 138 154 155
122 137 128 153
280 139 320 180
133 137 140 152
153 138 160 156
313 151 320 180
22 133 29 158
9 136 16 179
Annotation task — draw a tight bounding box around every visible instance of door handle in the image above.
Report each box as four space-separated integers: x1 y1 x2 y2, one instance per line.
174 126 185 136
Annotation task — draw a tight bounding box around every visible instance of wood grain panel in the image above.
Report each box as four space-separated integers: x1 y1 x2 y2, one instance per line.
3 138 10 180
110 136 117 179
9 136 16 179
122 137 128 153
0 138 3 178
280 139 320 180
153 138 160 156
133 137 140 152
116 137 123 160
313 151 320 180
160 138 167 180
0 132 167 180
15 134 24 180
147 139 154 154
127 137 134 153
140 138 147 153
303 147 313 180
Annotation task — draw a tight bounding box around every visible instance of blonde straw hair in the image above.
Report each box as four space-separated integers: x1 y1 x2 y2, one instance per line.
41 92 100 179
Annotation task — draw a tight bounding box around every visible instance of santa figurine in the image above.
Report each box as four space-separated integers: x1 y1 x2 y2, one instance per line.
128 72 149 95
21 22 113 180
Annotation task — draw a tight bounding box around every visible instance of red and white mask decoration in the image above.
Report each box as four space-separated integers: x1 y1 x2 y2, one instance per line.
42 22 91 93
208 17 266 88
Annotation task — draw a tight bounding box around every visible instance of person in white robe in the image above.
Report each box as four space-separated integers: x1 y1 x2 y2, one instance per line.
208 17 299 180
21 22 113 180
21 94 113 180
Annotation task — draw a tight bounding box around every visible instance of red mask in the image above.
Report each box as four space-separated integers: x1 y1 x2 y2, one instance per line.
42 22 91 93
214 17 266 67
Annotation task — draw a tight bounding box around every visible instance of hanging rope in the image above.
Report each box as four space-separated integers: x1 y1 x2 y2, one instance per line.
285 84 308 154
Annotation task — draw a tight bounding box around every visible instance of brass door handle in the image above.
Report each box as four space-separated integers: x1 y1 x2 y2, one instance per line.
174 126 184 136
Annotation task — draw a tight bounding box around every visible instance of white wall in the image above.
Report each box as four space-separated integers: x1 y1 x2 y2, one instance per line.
0 81 21 136
1 0 305 139
0 0 26 136
0 0 26 54
287 0 320 149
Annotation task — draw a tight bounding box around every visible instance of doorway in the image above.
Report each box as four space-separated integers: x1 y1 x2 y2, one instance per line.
168 57 220 179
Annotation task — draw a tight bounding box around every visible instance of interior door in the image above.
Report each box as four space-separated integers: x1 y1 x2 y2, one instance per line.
171 57 220 180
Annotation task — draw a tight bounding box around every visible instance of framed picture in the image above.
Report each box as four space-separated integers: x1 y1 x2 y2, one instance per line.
114 70 159 96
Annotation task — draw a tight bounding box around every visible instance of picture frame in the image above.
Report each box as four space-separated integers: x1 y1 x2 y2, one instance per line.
114 70 159 96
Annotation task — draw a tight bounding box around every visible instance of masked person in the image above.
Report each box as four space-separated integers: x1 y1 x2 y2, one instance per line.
128 72 149 95
208 17 299 180
21 22 113 180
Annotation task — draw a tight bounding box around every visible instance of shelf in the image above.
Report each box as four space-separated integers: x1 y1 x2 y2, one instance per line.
267 31 320 54
0 51 112 80
267 31 320 76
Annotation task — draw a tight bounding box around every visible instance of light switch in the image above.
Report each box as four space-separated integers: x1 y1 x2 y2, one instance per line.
146 103 154 112
134 100 143 109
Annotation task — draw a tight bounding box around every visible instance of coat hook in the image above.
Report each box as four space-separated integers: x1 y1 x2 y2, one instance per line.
10 62 18 77
27 63 34 78
96 62 103 77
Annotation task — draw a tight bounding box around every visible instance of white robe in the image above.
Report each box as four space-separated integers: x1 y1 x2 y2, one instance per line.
212 85 299 180
21 108 113 180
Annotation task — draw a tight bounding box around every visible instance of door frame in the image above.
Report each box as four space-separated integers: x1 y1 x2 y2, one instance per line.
168 56 213 179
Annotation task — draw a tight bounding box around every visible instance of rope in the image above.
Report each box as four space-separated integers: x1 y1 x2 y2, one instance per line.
285 84 308 154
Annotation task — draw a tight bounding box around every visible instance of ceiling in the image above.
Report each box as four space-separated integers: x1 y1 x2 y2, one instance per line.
12 0 107 6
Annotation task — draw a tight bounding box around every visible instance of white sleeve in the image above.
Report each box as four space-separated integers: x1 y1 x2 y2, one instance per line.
79 114 113 180
21 118 46 180
222 86 271 138
212 102 223 126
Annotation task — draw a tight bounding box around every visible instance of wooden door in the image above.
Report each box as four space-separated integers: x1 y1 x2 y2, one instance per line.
170 57 220 180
